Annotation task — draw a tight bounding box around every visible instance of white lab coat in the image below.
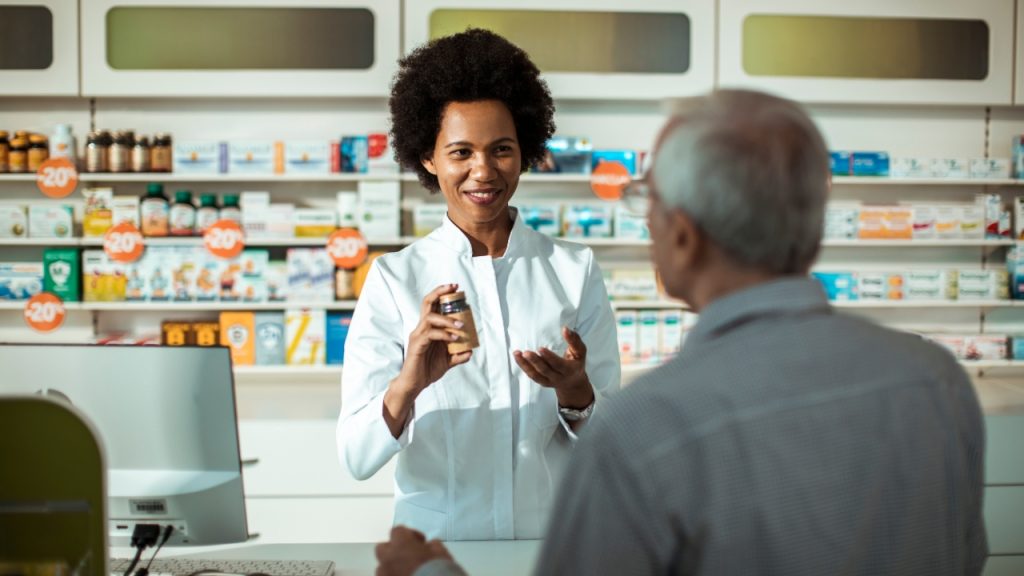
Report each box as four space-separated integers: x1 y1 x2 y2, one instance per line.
336 208 620 540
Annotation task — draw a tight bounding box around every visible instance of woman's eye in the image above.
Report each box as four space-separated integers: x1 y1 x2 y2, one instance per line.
495 145 513 154
450 149 471 158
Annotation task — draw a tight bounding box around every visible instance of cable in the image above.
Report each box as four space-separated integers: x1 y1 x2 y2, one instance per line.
136 525 175 576
121 524 161 576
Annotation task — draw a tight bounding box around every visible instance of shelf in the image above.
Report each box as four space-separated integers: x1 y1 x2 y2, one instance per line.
234 365 342 377
960 360 1024 369
832 176 1023 186
0 238 81 246
77 301 357 312
832 300 1017 308
821 239 1015 247
610 300 688 310
78 173 402 183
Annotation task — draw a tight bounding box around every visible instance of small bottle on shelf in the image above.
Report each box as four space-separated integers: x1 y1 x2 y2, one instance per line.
219 193 242 224
8 137 27 173
196 193 219 235
141 183 170 237
131 136 151 173
109 131 130 173
169 190 196 236
50 124 77 165
0 130 9 173
98 130 113 172
27 134 49 172
85 131 107 173
151 133 173 173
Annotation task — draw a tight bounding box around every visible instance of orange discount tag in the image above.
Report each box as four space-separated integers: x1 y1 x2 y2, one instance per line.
36 157 79 199
104 222 145 263
326 228 369 269
204 219 246 259
590 160 632 201
24 292 67 333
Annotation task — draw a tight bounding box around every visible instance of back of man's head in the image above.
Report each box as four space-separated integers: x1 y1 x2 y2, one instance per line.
652 89 830 275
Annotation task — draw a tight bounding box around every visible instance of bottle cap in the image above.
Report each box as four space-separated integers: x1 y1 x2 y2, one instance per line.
174 190 193 203
199 193 217 207
146 182 165 196
438 291 466 305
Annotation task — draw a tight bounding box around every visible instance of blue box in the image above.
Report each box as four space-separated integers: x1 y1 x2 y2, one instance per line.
534 136 592 174
341 136 368 173
851 152 890 177
1013 336 1024 360
830 151 851 176
326 311 353 365
591 149 637 174
812 272 858 301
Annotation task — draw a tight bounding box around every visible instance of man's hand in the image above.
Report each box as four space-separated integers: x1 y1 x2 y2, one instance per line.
514 326 594 409
375 526 454 576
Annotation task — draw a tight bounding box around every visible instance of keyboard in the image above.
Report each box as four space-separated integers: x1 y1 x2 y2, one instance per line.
110 556 334 576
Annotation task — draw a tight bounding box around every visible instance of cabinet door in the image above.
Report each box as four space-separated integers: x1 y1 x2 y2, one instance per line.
0 0 78 96
404 0 714 100
80 0 399 97
719 0 1013 105
1016 0 1024 105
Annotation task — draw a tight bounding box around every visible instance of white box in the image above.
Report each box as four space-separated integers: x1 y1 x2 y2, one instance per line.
970 158 1012 179
637 310 660 364
960 205 985 239
930 158 969 179
28 204 73 238
284 140 331 175
615 311 638 364
519 204 560 237
112 195 140 228
1015 198 1024 240
891 157 931 179
659 310 684 358
228 141 275 174
285 308 326 365
413 203 447 237
935 205 962 239
607 269 658 300
173 140 221 174
293 208 337 238
824 204 859 240
286 248 334 302
613 204 649 239
358 181 401 239
563 204 612 238
0 205 27 238
911 205 937 239
336 191 359 229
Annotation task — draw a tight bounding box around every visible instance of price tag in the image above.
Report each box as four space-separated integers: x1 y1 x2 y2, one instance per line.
326 228 369 269
103 222 145 263
24 292 67 333
590 160 632 201
36 157 79 199
204 219 246 259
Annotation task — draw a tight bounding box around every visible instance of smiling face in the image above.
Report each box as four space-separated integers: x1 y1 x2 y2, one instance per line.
421 99 522 232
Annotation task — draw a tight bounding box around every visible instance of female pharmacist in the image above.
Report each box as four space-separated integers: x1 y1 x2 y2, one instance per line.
337 29 620 541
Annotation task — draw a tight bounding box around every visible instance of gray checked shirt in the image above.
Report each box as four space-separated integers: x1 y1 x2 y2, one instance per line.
418 277 987 576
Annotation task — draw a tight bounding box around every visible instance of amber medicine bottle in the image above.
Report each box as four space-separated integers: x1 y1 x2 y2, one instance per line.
439 291 479 354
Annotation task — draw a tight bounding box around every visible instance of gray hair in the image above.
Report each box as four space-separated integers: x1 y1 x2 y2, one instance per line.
651 89 829 274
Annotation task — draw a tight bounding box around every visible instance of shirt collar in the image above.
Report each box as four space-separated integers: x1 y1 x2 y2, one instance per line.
432 206 526 258
685 277 831 347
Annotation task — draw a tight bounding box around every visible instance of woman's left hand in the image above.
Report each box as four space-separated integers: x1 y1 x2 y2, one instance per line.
514 326 594 409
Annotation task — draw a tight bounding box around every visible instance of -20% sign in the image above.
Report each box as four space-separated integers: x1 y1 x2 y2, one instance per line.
104 222 145 263
36 157 78 199
204 220 246 259
24 293 67 333
327 228 368 269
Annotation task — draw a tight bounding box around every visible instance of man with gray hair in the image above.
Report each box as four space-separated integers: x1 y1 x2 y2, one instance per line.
376 89 987 576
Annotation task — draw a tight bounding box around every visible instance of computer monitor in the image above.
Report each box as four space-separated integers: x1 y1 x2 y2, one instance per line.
0 344 249 546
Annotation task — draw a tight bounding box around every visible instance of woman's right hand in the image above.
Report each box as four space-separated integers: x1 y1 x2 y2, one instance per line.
383 283 473 437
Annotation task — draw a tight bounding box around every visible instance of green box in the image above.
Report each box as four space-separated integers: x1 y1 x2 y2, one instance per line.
43 248 80 302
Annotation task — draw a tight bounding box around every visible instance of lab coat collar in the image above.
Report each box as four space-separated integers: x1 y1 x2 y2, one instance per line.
434 207 527 259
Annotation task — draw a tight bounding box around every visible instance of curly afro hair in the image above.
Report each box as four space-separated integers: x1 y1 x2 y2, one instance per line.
389 28 556 192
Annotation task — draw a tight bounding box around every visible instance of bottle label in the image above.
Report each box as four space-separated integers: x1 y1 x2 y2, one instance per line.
169 205 196 234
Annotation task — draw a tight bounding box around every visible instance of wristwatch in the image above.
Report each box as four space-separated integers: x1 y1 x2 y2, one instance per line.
558 400 595 422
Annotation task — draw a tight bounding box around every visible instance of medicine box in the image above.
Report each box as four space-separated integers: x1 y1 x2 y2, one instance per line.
326 311 353 365
358 181 401 240
413 203 448 237
254 312 286 365
637 310 660 364
112 195 140 228
286 308 326 365
340 136 368 173
969 158 1011 179
0 263 43 301
293 208 337 238
285 141 331 175
43 248 80 302
173 140 222 174
930 158 969 179
519 205 560 237
229 141 275 174
191 321 220 347
615 310 638 364
891 158 930 179
812 271 858 301
824 204 859 240
220 311 256 366
592 150 637 175
0 204 27 238
614 204 649 240
28 204 73 238
851 152 890 177
83 187 113 238
538 137 592 174
563 204 612 238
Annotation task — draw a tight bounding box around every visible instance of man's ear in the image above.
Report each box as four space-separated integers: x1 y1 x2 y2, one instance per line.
667 208 703 272
421 152 437 176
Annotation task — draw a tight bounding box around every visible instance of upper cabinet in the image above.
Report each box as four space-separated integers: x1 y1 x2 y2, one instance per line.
404 0 715 100
718 0 1014 106
1017 0 1024 105
80 0 400 97
0 0 79 96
